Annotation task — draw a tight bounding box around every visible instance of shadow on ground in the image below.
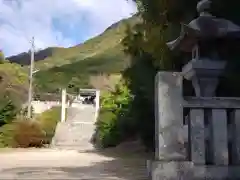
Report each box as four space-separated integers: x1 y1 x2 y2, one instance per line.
0 141 152 180
1 158 147 180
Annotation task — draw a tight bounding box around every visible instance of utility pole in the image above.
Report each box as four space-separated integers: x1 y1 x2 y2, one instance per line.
27 36 35 119
61 88 67 122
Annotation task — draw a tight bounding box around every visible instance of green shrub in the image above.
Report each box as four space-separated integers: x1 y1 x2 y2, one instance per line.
0 100 19 126
0 123 16 147
36 107 62 143
95 110 121 148
0 119 46 148
94 80 134 148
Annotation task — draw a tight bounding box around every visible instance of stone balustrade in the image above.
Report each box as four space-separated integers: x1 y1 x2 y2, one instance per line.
149 72 240 180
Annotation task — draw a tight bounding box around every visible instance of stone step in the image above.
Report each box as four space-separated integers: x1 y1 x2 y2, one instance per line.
55 129 94 134
54 140 91 144
54 139 91 144
51 105 96 151
55 135 93 139
57 132 95 136
53 144 93 147
54 140 92 143
54 141 91 144
55 125 95 131
68 121 95 124
52 145 95 149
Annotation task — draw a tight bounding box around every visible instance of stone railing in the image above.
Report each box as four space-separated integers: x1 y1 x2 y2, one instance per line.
149 72 240 180
183 97 240 165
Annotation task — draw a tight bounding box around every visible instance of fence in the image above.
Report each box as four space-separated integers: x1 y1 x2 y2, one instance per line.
183 97 240 165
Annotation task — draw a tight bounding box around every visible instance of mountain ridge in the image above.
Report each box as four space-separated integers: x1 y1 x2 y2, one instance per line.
7 15 139 93
7 15 138 69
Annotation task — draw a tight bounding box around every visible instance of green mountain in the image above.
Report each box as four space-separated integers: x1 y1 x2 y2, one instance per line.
8 15 139 94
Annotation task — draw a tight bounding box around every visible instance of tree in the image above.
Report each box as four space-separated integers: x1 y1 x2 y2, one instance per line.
0 63 28 124
0 51 5 64
0 100 18 125
128 0 240 69
122 0 240 149
89 74 121 92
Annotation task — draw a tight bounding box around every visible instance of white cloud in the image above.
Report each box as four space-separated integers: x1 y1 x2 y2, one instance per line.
0 0 137 56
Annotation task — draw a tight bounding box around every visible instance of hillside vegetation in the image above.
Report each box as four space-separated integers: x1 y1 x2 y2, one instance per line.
0 52 63 148
34 44 126 93
8 16 139 93
0 61 28 125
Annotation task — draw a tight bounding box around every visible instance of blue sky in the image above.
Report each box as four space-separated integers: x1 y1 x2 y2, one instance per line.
0 0 137 56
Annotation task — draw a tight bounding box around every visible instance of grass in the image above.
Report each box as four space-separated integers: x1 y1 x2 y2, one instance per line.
36 106 62 143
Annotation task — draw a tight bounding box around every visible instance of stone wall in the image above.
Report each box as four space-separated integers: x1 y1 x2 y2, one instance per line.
31 101 69 114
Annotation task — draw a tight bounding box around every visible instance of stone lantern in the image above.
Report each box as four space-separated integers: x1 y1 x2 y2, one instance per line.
167 0 240 97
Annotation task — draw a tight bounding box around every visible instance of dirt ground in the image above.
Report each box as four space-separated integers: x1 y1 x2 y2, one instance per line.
0 146 150 180
0 105 150 179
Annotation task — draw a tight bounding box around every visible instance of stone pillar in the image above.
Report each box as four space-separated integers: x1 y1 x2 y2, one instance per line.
155 72 185 160
211 109 228 165
189 109 205 164
95 90 100 121
231 109 240 164
61 88 66 122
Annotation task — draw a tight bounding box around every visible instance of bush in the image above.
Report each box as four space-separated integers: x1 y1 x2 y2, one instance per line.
94 80 134 148
13 120 46 148
0 101 19 126
95 110 121 148
0 107 62 148
36 107 61 143
0 123 16 147
0 119 46 148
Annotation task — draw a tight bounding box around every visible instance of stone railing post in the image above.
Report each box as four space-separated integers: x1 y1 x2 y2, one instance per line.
148 72 191 180
155 72 185 160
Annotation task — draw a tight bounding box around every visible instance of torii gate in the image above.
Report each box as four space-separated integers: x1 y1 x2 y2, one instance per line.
61 88 100 122
79 89 100 121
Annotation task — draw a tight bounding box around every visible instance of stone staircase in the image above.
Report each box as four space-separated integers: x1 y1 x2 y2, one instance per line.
51 105 96 151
